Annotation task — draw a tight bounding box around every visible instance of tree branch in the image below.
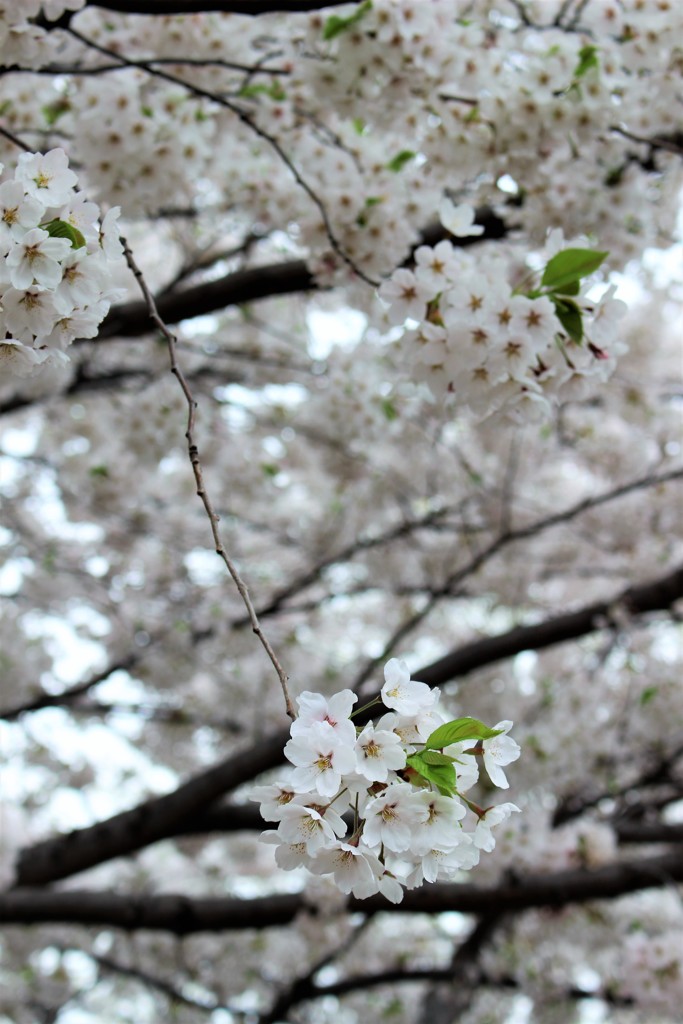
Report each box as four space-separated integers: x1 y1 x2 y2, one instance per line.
121 235 295 718
14 562 683 885
98 259 316 340
95 212 507 341
82 0 355 14
4 851 683 933
418 560 683 689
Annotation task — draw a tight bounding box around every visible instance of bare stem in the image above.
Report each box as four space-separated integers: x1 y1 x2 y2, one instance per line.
120 237 295 720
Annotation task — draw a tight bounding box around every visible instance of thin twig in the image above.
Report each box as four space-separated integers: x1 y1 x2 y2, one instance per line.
0 122 33 152
611 124 683 158
120 237 295 719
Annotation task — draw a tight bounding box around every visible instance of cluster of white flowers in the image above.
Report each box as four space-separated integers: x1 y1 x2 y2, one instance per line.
0 148 123 378
379 207 628 420
0 1 85 69
253 658 520 903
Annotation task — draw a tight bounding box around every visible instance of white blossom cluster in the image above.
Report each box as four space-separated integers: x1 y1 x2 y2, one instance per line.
253 658 520 903
0 148 123 378
379 209 628 420
0 1 85 69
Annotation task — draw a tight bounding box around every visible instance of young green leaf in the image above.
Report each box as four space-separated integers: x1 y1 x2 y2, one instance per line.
380 397 398 421
551 296 583 343
323 0 373 41
238 82 286 101
574 45 599 79
407 752 456 796
554 279 580 296
425 717 504 750
420 749 456 765
42 100 70 127
541 248 608 291
386 149 416 173
41 218 86 250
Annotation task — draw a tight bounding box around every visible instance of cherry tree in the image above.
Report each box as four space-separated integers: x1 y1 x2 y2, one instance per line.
1 1 682 1021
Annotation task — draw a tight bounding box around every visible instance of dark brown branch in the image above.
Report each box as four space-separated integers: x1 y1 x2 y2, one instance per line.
258 917 372 1024
82 950 223 1013
615 821 683 844
4 851 683 933
418 561 683 689
16 727 291 885
0 650 145 722
611 125 683 159
98 259 316 340
554 738 683 827
418 914 501 1024
95 212 507 341
15 562 683 886
82 0 354 14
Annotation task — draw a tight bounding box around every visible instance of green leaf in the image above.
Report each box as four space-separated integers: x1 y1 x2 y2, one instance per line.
555 279 580 296
352 117 367 135
541 248 608 291
574 45 599 79
639 686 658 706
425 717 503 750
42 100 70 127
238 82 286 101
420 750 456 765
551 296 583 343
380 397 397 421
406 752 456 796
41 218 86 250
261 462 279 478
386 149 416 173
89 465 109 478
323 0 372 41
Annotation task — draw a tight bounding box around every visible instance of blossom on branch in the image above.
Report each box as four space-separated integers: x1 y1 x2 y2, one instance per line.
255 659 521 902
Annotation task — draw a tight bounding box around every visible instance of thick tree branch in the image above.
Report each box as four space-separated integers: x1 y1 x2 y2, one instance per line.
0 651 145 723
4 851 683 933
419 914 501 1024
15 562 683 886
82 0 354 14
95 213 507 340
418 561 683 689
98 259 315 340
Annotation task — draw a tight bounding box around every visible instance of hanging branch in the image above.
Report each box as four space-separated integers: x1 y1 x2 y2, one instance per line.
120 238 295 721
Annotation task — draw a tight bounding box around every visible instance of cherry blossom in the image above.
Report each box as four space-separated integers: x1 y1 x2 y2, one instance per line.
472 802 522 853
439 198 484 238
381 658 435 716
15 149 78 207
354 721 407 782
284 721 357 798
481 720 522 790
6 228 72 290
